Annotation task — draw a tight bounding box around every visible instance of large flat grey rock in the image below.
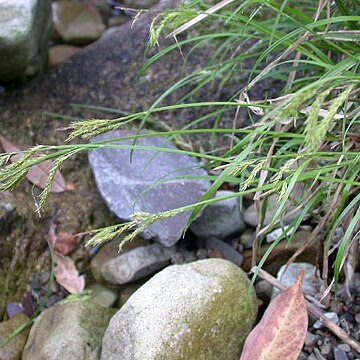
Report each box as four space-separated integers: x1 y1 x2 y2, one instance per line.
0 0 51 82
89 130 211 246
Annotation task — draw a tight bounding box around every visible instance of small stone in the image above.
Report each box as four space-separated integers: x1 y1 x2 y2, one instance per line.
6 303 23 319
52 1 105 45
170 249 197 265
334 348 349 360
22 299 115 360
255 280 272 301
108 16 128 27
320 343 332 357
314 347 327 360
48 45 81 66
122 0 158 9
88 284 118 307
190 190 246 240
0 313 30 360
101 259 257 360
243 194 301 227
101 243 177 285
340 313 354 323
0 0 51 82
266 225 295 243
297 351 308 360
314 312 340 329
355 313 360 324
330 299 344 314
353 273 360 289
118 280 146 307
337 343 351 352
89 130 211 247
240 230 256 249
90 236 148 282
195 248 208 260
307 352 318 360
272 263 321 298
202 238 243 266
305 332 319 347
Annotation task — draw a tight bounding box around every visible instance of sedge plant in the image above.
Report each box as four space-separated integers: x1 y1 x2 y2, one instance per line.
0 0 359 293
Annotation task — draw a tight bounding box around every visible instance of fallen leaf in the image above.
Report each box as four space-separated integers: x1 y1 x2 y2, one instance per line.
240 271 308 360
54 231 77 255
54 253 85 294
0 134 66 193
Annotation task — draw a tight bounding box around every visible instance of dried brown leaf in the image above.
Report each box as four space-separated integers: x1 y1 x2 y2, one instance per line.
54 231 77 255
240 271 308 360
0 134 66 193
54 253 85 294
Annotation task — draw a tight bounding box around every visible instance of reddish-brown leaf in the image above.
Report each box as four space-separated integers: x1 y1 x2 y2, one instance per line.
240 272 308 360
0 134 66 193
47 223 84 294
54 253 85 294
54 231 77 255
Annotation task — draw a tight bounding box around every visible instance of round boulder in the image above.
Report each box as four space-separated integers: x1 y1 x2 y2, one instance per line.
22 299 116 360
101 258 257 360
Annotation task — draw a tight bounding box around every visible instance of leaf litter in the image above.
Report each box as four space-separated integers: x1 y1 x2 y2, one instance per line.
0 134 66 193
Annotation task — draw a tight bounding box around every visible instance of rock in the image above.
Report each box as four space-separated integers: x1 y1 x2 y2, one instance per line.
314 348 327 360
122 0 159 8
48 45 81 66
243 194 301 227
307 353 318 360
240 230 255 249
0 0 51 82
272 263 321 298
89 130 211 247
313 312 339 330
0 313 30 360
355 313 360 324
52 1 105 45
266 225 295 243
304 332 319 348
334 347 349 360
101 243 177 285
190 190 245 240
254 280 272 301
88 284 118 308
170 248 197 265
320 343 332 357
199 238 243 266
297 351 308 360
118 280 147 307
337 343 351 352
22 299 115 360
107 16 128 27
101 259 257 359
90 236 149 282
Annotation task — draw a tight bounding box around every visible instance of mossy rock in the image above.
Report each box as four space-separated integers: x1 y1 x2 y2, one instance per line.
101 259 257 360
22 299 116 360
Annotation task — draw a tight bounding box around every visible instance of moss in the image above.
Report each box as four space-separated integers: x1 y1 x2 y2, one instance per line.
158 262 257 360
77 300 116 352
